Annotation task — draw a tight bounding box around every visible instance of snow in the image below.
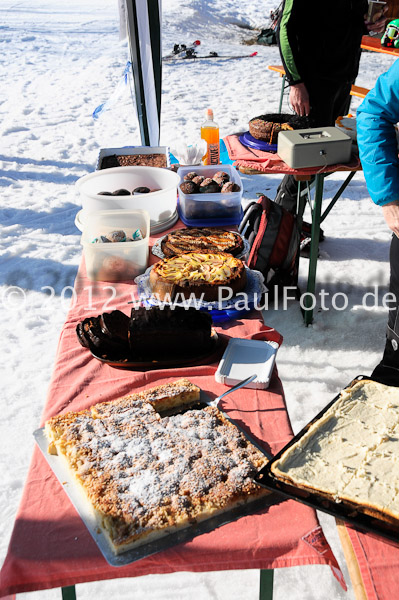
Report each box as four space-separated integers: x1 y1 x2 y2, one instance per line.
1 0 398 598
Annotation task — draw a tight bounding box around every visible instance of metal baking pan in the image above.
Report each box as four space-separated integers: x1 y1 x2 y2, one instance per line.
254 375 399 546
34 395 274 567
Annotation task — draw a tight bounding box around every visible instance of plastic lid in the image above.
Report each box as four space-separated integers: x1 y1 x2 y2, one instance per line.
206 108 214 120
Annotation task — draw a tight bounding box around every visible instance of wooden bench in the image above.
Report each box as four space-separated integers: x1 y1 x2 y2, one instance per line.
268 65 370 112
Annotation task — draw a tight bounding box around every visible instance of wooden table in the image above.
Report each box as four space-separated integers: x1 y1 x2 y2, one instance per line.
268 65 370 113
336 520 368 600
361 34 399 56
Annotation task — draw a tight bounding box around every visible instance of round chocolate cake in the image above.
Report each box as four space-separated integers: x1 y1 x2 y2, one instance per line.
249 113 312 144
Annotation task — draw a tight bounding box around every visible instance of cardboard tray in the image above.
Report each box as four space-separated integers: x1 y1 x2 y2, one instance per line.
254 375 399 546
34 394 273 567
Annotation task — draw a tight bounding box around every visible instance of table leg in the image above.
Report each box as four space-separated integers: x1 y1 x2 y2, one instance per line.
303 174 324 326
278 75 286 113
62 585 77 600
336 520 367 600
259 568 274 600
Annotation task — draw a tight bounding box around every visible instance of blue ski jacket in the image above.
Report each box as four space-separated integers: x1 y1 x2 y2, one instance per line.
356 60 399 206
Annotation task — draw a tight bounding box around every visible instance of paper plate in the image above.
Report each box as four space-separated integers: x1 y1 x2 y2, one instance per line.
239 131 277 153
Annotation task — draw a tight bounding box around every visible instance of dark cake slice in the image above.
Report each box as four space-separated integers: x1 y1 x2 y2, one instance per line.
76 313 130 358
99 310 130 344
129 306 213 358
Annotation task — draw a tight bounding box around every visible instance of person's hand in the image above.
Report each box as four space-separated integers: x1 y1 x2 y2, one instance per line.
364 4 388 34
382 201 399 237
289 83 310 117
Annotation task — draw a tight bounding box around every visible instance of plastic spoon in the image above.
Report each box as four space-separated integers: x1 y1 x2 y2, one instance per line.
212 373 257 406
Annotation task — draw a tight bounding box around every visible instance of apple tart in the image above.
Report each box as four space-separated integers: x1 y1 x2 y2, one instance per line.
149 252 247 302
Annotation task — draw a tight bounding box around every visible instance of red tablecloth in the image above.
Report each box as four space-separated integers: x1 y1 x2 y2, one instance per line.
0 229 345 597
223 133 361 174
345 528 399 599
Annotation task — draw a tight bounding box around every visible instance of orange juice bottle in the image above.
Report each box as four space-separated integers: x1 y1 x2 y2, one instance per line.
201 108 220 165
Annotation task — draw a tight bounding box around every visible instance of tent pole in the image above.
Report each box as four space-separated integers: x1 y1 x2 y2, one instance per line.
125 0 162 146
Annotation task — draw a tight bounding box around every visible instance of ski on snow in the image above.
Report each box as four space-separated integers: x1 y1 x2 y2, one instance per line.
162 40 201 60
163 50 258 62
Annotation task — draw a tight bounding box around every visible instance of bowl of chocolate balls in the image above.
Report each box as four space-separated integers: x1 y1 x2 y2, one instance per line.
76 166 181 233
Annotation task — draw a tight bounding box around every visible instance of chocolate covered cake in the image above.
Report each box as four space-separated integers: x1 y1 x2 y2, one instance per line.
129 306 213 357
249 113 312 144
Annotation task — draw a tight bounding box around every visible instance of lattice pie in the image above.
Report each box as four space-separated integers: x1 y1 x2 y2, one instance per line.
45 378 268 554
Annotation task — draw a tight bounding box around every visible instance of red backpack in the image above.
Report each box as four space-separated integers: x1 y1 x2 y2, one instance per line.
238 195 301 291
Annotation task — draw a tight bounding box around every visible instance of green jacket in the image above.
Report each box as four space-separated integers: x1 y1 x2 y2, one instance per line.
278 0 368 85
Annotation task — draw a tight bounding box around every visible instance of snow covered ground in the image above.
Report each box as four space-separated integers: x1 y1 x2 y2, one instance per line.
1 1 398 598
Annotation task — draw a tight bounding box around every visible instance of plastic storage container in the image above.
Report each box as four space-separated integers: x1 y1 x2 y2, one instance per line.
75 166 180 233
76 166 179 213
215 338 280 389
96 146 170 170
81 209 150 282
177 164 243 227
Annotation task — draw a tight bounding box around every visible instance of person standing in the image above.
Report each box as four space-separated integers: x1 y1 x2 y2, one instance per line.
275 0 387 213
356 59 399 382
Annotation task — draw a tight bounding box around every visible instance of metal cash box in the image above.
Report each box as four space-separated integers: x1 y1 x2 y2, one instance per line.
277 126 352 169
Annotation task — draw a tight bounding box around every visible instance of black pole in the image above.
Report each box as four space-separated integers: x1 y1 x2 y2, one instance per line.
125 0 161 146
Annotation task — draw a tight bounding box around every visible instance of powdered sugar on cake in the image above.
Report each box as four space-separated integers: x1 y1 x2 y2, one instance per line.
45 379 268 553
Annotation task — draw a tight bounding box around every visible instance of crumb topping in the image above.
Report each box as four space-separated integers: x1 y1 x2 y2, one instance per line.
46 379 266 550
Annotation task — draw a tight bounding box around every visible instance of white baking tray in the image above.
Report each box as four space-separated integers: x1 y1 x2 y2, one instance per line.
33 394 273 567
96 146 171 170
215 338 280 389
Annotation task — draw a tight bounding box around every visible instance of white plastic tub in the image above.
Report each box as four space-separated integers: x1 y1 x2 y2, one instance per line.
215 338 280 389
177 164 243 227
76 166 180 227
81 209 150 282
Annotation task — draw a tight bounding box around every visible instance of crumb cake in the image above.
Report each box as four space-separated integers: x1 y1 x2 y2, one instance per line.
160 228 244 257
149 252 247 302
45 378 268 554
271 379 399 525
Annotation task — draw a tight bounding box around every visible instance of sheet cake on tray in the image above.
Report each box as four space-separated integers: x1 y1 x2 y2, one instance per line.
269 379 399 528
44 378 269 556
